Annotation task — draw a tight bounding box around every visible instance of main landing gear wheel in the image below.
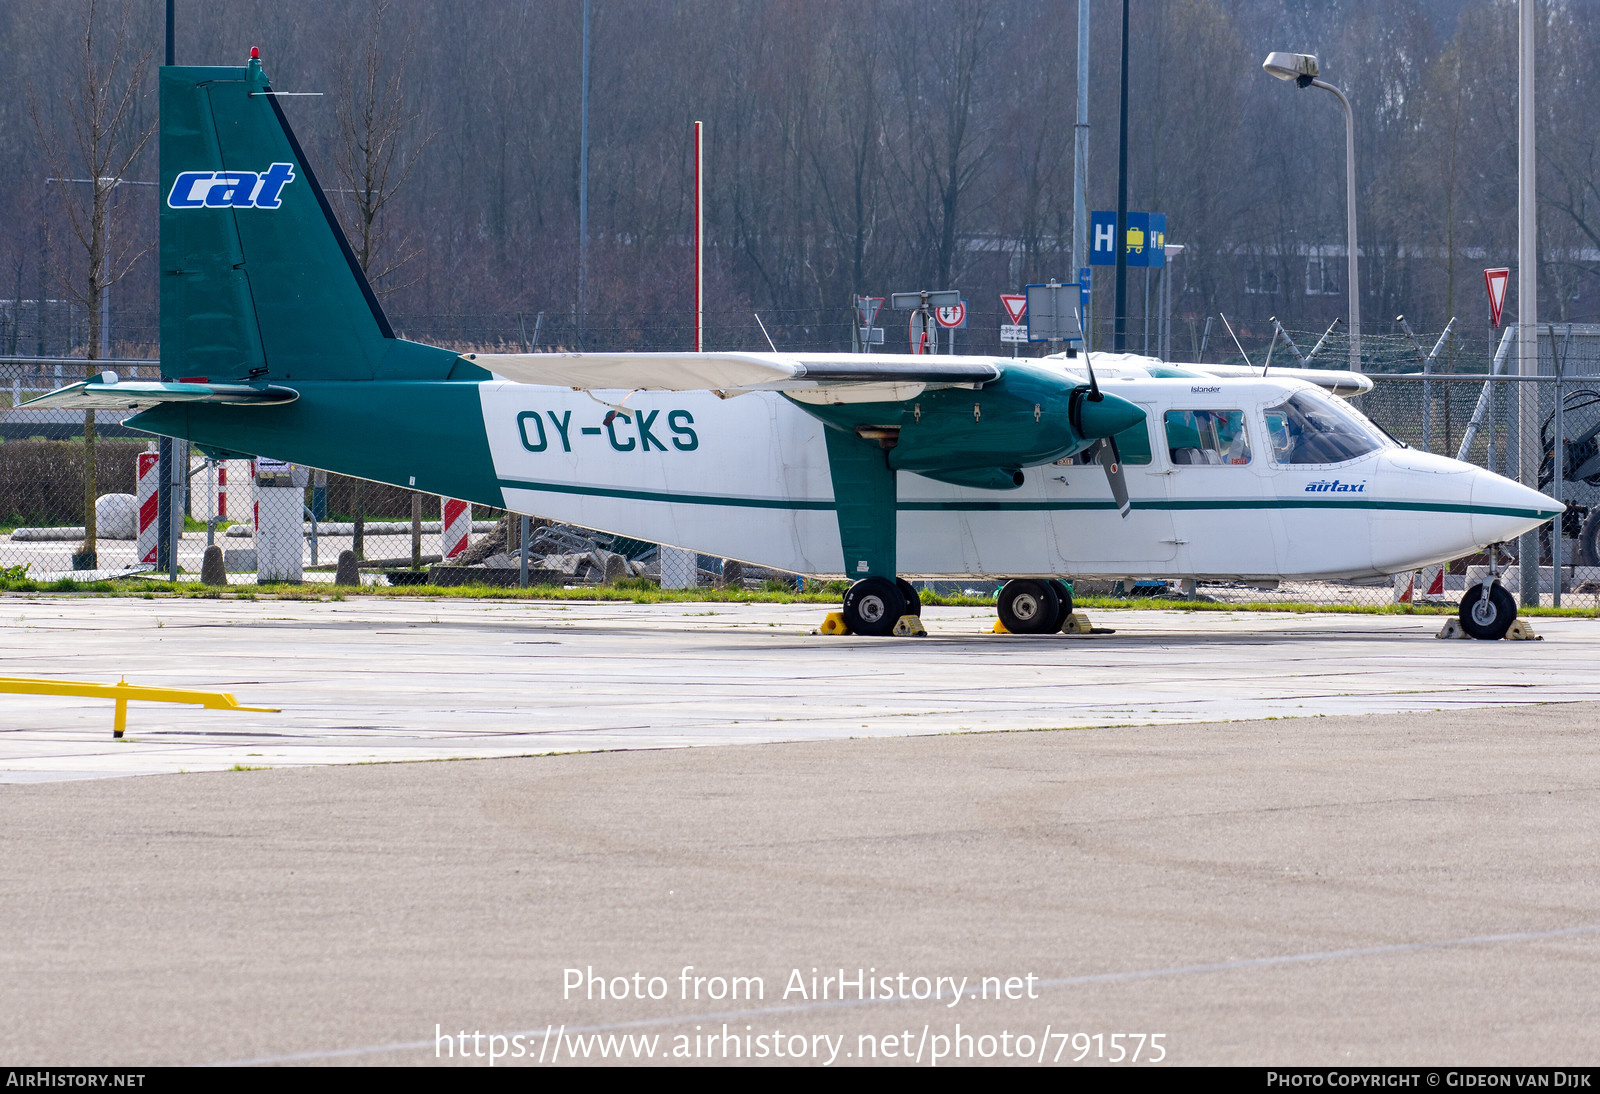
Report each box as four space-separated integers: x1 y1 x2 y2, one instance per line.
842 576 907 637
997 579 1061 635
897 579 922 616
1046 579 1074 632
1459 581 1518 641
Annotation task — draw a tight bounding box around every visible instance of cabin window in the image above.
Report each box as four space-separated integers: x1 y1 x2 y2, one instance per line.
1264 391 1385 465
1165 410 1252 465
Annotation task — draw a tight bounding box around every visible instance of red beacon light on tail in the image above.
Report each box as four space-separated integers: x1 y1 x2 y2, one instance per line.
250 47 260 60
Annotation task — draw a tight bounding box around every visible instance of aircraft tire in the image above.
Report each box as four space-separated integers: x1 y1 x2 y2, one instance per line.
1047 579 1074 631
896 579 922 616
1459 582 1517 641
842 577 907 637
997 579 1060 635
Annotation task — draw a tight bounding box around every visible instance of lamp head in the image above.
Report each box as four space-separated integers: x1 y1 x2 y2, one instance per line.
1263 52 1320 86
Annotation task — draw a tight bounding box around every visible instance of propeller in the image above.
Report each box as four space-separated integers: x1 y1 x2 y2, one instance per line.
1089 437 1131 517
1073 306 1132 519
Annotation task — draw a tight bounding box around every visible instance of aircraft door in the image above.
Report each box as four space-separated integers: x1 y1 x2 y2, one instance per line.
1050 402 1180 571
1161 405 1276 577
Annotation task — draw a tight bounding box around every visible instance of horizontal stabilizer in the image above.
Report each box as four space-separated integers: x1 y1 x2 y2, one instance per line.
19 376 299 411
470 351 1002 394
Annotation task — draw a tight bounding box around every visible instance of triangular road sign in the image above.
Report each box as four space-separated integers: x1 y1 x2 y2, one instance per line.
856 295 883 329
1484 268 1509 328
1000 293 1027 324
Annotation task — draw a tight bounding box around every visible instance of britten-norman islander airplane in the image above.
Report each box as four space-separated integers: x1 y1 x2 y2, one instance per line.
26 54 1563 640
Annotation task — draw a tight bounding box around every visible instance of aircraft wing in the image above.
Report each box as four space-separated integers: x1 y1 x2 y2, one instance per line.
18 378 299 410
1189 364 1372 396
468 352 1001 394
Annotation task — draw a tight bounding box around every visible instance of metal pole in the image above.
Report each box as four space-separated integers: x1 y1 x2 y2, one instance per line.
694 119 703 352
1071 0 1090 278
168 440 182 581
1161 249 1179 361
1518 0 1539 607
519 514 530 588
577 0 590 348
1141 269 1148 355
1311 78 1360 373
1113 0 1130 352
1552 324 1568 606
1398 316 1430 450
1457 323 1516 461
159 0 180 576
157 435 173 572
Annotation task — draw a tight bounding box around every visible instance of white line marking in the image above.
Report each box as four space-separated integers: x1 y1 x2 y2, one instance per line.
202 923 1600 1066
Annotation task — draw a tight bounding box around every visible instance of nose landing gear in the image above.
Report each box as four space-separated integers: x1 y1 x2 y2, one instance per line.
1455 543 1519 640
1458 580 1518 641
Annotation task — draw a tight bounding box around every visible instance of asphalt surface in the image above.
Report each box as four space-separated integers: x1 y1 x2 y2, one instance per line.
6 598 1600 781
2 700 1597 1066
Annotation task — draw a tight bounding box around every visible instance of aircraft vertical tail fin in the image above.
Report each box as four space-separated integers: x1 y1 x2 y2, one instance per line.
159 53 453 383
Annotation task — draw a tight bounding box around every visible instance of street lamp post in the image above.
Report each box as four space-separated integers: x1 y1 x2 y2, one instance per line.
1263 52 1361 373
1162 243 1184 361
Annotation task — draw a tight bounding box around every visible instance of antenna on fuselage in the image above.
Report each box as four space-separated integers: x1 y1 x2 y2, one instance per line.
1219 313 1254 372
754 313 778 352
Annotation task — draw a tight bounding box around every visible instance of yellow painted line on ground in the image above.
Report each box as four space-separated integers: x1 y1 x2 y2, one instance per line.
0 677 278 738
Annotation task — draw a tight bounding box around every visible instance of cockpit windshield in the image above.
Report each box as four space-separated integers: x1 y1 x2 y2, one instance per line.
1263 390 1390 465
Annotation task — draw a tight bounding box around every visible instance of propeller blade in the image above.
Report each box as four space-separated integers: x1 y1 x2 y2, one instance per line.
1075 305 1101 401
1093 437 1132 518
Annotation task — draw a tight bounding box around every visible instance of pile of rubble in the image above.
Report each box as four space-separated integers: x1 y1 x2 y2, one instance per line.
428 513 801 588
435 515 647 584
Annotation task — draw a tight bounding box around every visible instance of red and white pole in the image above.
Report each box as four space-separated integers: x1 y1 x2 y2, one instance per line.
441 498 472 560
135 452 160 564
694 119 703 353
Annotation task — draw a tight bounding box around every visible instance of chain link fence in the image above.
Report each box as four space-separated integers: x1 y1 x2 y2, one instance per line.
3 329 1597 608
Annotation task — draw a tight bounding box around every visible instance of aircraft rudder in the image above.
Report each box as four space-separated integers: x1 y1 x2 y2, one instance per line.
159 54 431 384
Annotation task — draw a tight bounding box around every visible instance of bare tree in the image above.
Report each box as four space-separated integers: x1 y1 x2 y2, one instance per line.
880 0 997 290
333 0 432 292
30 0 154 567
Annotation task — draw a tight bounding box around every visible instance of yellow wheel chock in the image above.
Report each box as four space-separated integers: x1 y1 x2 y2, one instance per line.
0 676 279 738
1436 617 1541 641
891 614 927 637
1062 612 1094 635
817 612 851 635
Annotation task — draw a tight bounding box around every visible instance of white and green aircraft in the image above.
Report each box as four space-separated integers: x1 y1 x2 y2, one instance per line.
26 54 1562 639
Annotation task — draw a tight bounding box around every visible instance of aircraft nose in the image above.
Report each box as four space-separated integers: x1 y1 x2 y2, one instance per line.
1470 467 1563 547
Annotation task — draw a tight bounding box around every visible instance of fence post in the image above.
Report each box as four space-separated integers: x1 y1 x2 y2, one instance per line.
519 514 530 588
411 493 423 570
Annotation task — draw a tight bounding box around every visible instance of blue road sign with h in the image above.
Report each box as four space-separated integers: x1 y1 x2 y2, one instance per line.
1090 211 1165 267
1091 211 1118 265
